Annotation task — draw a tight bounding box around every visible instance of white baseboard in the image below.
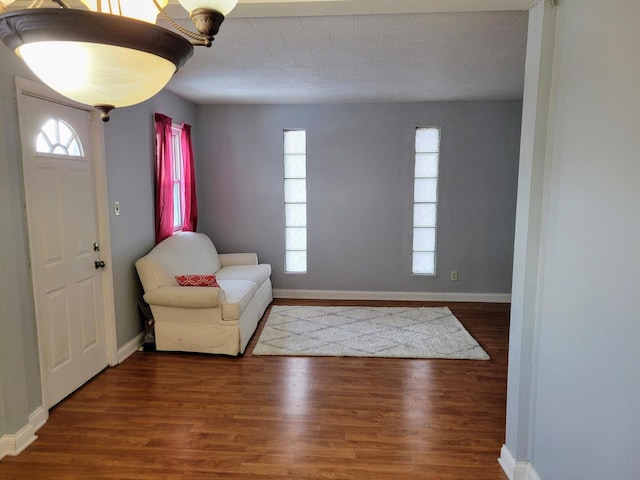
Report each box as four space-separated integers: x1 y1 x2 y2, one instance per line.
117 332 144 364
273 289 511 303
0 406 48 460
28 407 48 432
499 445 542 480
499 445 517 480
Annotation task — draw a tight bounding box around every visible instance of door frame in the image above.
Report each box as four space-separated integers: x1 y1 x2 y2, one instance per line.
15 77 118 409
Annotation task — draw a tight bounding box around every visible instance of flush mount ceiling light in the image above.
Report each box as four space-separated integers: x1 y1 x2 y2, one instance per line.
0 0 238 121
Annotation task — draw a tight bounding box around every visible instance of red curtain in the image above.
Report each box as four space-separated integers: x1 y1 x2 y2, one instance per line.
154 113 174 244
181 123 198 232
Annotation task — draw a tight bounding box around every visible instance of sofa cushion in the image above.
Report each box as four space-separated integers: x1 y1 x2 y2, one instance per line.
136 232 222 291
218 279 257 321
215 264 271 286
175 274 221 287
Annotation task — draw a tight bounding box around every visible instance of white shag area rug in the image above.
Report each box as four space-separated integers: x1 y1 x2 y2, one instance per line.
252 306 489 360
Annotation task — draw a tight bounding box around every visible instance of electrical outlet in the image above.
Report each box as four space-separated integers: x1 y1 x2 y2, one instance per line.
451 271 458 281
114 201 120 216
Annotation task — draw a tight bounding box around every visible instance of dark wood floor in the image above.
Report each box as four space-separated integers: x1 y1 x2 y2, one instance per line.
0 300 510 479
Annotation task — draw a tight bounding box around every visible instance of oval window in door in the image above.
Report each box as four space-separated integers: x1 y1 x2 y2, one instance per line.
36 118 84 157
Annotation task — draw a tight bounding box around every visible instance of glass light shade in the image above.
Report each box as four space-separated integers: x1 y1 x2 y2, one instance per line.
177 0 239 16
0 0 14 14
0 9 194 120
80 0 169 24
18 41 176 109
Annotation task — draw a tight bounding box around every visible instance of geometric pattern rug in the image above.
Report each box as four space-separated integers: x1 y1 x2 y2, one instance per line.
252 306 489 360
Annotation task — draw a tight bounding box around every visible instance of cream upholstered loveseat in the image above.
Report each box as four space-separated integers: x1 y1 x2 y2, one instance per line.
135 232 272 355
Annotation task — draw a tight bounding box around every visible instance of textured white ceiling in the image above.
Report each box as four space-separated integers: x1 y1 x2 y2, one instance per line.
162 0 530 104
9 0 532 104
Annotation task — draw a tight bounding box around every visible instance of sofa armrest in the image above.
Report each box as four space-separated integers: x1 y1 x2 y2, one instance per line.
219 253 258 267
143 286 223 308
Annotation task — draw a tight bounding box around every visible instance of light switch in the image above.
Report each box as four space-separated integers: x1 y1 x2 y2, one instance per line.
114 201 120 216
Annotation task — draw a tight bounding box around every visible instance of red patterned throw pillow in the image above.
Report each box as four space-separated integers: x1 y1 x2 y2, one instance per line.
175 274 220 287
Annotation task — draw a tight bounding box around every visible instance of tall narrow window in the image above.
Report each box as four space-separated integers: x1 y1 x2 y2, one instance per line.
171 125 184 232
412 127 440 275
154 113 198 244
284 130 307 273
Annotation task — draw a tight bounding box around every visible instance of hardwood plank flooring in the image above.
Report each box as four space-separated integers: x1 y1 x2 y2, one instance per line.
0 300 510 479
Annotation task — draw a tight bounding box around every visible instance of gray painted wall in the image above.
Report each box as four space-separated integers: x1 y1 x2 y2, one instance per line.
0 48 42 435
505 1 640 478
530 1 640 478
104 93 197 347
0 39 196 436
196 102 521 294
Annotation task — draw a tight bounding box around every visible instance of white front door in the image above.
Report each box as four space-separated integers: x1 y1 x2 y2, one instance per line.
19 89 111 408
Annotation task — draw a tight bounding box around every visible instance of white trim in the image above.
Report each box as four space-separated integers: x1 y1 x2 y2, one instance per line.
499 445 517 480
237 1 532 17
525 0 542 10
273 289 510 303
90 107 119 367
0 406 48 460
117 332 144 364
0 424 36 457
499 445 542 480
28 406 48 432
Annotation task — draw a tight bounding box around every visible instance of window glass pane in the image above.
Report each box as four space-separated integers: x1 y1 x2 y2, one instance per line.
415 153 438 178
36 133 51 153
414 178 438 203
413 252 435 275
286 251 307 273
284 130 306 154
286 227 307 250
413 203 437 227
68 139 81 157
413 227 436 251
284 154 306 178
36 119 84 156
172 152 181 180
42 119 56 144
173 183 182 228
284 178 306 203
58 121 73 147
285 204 306 227
415 127 440 153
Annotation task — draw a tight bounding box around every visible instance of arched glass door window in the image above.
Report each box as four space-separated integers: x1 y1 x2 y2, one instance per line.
36 119 84 157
